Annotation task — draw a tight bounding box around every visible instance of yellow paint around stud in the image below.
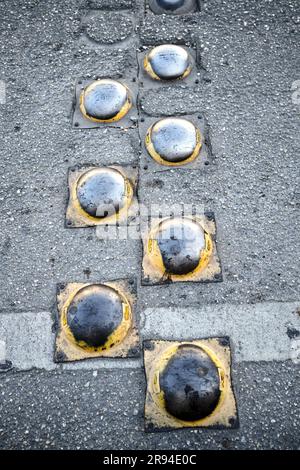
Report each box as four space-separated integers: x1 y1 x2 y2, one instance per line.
69 167 134 226
149 342 227 427
55 281 140 362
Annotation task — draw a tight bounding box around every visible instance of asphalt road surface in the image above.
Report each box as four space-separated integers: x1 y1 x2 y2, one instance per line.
0 0 299 450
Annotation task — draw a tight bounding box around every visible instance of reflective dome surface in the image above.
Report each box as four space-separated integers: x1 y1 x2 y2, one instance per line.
82 80 129 120
76 168 127 218
160 345 221 421
67 285 124 348
149 118 198 163
147 45 190 80
155 218 206 275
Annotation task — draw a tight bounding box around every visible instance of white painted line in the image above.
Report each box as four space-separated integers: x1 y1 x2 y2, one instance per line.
0 302 299 370
63 358 142 371
141 302 300 363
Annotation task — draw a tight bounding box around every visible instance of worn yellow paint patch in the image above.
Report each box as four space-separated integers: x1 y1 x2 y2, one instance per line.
144 338 238 431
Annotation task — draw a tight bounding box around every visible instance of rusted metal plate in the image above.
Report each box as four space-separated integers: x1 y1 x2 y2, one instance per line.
65 164 139 228
54 279 140 362
143 338 238 432
141 213 222 285
72 78 138 129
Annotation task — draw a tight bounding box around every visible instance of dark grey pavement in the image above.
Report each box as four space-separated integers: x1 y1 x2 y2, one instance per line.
0 362 299 450
0 0 299 450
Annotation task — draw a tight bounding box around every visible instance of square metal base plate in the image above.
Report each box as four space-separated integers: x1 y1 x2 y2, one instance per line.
54 278 140 363
143 337 238 432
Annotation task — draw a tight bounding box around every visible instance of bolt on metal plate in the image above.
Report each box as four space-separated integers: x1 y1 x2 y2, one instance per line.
65 164 139 228
143 338 238 432
138 44 200 89
72 78 138 129
54 278 140 362
141 213 222 285
139 113 211 171
147 0 200 15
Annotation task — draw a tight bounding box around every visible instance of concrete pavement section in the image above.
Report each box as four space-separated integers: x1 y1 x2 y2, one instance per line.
0 0 299 450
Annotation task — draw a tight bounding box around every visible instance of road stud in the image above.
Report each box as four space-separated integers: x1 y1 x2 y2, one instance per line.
145 117 202 165
148 0 199 15
79 79 132 123
54 279 139 362
143 338 238 431
144 45 192 81
66 165 138 228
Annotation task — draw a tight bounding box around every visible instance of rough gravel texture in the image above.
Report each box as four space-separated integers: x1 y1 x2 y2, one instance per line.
0 362 299 450
84 12 134 44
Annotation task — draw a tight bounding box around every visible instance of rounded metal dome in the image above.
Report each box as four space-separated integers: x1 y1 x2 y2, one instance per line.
147 117 199 163
153 0 185 11
155 217 206 275
76 167 129 219
80 79 131 121
66 284 124 348
149 0 196 15
145 45 191 80
160 344 221 421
